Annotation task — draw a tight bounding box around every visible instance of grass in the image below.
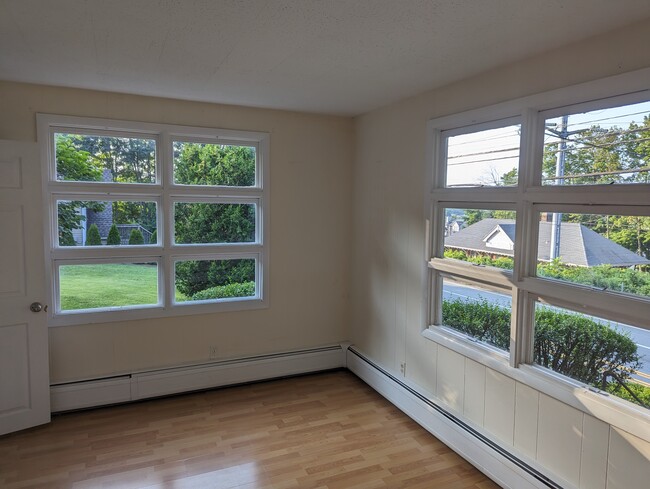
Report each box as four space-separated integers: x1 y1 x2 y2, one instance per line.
59 264 188 311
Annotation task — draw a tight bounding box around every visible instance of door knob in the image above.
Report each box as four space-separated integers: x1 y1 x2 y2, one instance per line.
30 302 47 313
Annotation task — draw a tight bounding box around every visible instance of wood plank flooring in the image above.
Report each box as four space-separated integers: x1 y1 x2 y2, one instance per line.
0 371 499 488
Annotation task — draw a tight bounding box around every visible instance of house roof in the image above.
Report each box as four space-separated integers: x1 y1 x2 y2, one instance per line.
445 218 650 267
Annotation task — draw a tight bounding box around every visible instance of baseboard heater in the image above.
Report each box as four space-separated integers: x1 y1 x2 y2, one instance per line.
50 344 346 413
346 346 563 489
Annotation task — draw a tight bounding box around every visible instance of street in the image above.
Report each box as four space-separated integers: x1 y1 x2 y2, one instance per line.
443 283 650 378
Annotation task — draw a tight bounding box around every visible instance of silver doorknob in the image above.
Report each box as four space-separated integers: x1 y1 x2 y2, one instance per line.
30 302 47 313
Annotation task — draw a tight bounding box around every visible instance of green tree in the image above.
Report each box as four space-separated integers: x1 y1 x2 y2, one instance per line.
85 224 102 246
107 224 121 245
173 143 256 295
55 135 105 245
150 229 157 245
128 228 144 245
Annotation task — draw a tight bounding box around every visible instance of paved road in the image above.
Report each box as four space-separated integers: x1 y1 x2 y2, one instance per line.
443 283 650 378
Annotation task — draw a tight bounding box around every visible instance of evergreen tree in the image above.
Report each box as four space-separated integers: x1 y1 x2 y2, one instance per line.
128 228 144 245
107 224 121 245
150 229 157 245
85 224 102 246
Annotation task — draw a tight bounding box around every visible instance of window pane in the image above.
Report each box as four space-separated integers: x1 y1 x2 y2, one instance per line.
59 263 158 311
174 203 255 244
175 258 256 302
536 212 650 300
445 124 520 187
57 200 157 247
55 133 156 184
533 302 649 409
542 100 650 185
441 277 512 351
173 141 256 187
444 208 516 270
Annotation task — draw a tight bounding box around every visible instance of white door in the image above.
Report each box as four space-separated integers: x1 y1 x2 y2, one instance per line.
0 140 50 435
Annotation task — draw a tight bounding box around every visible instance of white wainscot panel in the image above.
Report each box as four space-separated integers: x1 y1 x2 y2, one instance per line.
484 368 515 446
436 346 465 413
607 427 650 489
537 393 583 487
463 358 486 427
579 414 608 489
514 381 539 459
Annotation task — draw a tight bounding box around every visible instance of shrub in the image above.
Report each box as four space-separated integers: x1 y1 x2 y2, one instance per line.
442 299 511 350
442 299 641 387
128 228 144 245
85 224 102 246
150 229 157 244
176 258 255 297
190 281 255 301
106 224 121 245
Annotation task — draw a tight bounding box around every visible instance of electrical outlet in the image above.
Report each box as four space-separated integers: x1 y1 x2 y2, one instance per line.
209 345 218 359
400 362 406 375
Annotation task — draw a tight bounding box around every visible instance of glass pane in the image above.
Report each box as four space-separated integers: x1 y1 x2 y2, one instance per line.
445 124 520 187
536 212 650 300
59 263 158 311
175 258 256 302
441 277 511 351
173 141 256 187
443 208 516 270
542 100 650 185
533 302 649 409
55 133 156 184
174 203 255 245
57 200 157 247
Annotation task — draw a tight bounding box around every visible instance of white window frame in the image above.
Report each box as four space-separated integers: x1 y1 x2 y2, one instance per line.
424 68 650 437
38 114 270 326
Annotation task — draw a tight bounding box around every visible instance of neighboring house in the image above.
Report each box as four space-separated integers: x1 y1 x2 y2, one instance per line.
445 219 466 237
445 218 650 267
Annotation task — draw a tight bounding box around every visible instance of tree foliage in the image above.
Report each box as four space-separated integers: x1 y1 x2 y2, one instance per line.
55 135 105 245
173 143 256 295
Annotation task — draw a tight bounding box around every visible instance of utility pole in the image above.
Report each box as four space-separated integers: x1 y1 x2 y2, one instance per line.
549 115 568 260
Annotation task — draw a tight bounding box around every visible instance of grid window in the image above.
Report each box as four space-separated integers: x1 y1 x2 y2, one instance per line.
40 115 269 325
428 92 650 411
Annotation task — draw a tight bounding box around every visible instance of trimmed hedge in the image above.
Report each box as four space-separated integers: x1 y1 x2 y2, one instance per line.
442 298 641 387
190 281 255 301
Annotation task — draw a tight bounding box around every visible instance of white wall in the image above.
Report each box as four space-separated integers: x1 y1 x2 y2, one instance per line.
0 81 354 383
351 19 650 489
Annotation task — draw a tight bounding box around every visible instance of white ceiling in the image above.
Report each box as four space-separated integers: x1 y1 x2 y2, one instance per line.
1 0 650 116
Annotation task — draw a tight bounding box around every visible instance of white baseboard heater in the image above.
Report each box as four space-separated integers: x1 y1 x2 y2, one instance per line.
346 347 564 489
50 344 347 412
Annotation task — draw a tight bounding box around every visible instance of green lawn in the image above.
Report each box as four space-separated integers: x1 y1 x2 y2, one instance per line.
59 264 187 311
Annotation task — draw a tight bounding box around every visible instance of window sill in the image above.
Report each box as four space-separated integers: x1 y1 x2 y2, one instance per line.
48 297 268 327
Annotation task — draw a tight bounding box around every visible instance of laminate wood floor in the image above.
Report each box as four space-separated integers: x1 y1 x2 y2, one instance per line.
0 371 499 488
